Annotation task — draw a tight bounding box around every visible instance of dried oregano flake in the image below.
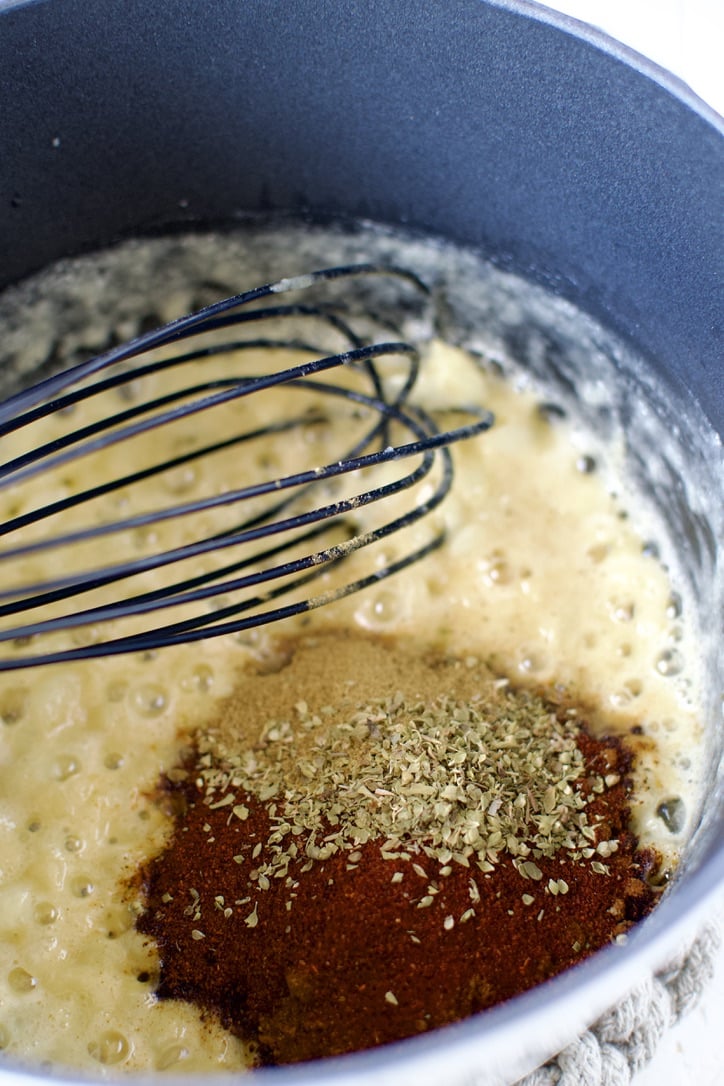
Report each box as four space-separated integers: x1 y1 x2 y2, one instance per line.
199 684 606 886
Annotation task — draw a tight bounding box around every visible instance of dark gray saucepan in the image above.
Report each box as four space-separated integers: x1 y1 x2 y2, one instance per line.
0 2 721 1084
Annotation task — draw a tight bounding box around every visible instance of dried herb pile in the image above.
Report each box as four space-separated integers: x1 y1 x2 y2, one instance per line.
199 686 614 884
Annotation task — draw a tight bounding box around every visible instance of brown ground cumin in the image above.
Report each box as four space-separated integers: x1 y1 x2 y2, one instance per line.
135 631 661 1065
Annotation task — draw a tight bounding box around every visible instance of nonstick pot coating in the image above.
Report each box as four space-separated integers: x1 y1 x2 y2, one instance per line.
0 0 722 434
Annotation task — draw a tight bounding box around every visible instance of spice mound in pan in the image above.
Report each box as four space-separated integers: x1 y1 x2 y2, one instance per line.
135 630 660 1065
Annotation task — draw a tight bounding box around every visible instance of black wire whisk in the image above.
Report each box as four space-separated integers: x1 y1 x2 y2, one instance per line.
0 264 493 670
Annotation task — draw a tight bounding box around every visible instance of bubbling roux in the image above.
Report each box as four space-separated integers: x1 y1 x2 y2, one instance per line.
0 225 708 1072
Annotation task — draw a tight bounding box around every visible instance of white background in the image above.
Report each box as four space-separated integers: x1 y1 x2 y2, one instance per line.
541 5 723 1084
545 0 723 115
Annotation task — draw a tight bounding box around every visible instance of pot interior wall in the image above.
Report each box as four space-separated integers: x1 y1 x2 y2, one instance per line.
0 0 722 435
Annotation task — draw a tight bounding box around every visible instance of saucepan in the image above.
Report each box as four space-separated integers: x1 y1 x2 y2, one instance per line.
0 1 721 1084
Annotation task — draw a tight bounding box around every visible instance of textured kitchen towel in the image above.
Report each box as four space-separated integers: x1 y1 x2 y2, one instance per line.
516 922 721 1086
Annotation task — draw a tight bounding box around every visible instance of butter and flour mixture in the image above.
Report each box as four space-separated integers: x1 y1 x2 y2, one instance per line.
0 223 715 1072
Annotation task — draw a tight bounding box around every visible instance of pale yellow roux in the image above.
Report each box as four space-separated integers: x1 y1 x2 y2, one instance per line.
0 337 702 1073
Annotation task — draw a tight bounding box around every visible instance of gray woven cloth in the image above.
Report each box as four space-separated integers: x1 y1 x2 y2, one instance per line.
516 922 721 1086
